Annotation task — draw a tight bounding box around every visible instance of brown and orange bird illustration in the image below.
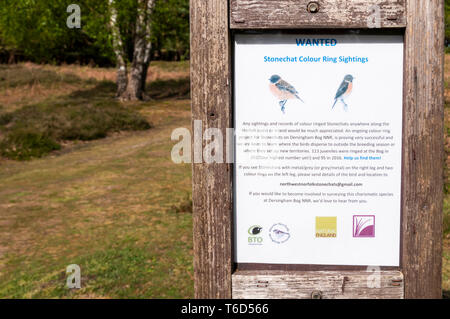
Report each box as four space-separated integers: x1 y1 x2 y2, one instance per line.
269 75 304 114
332 74 354 111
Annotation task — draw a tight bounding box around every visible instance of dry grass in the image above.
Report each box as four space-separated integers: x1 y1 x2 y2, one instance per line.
34 61 189 84
0 61 189 113
0 61 193 298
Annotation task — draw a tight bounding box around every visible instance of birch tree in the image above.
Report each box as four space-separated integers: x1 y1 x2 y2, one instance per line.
108 0 155 101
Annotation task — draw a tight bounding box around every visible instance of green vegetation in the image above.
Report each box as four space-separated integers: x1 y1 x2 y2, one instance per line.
0 61 193 298
0 130 62 160
0 0 189 64
0 65 151 160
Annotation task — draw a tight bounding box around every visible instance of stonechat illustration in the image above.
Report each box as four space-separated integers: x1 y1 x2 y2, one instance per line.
332 74 354 111
269 74 304 114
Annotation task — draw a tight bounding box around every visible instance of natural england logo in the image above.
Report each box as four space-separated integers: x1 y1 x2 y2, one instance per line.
269 223 290 244
248 225 263 245
353 215 375 238
315 217 337 238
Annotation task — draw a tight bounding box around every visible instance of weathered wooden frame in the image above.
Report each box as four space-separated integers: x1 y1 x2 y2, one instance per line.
190 0 444 299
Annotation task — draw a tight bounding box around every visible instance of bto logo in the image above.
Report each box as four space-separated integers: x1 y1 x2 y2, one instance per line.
248 225 263 245
315 217 337 238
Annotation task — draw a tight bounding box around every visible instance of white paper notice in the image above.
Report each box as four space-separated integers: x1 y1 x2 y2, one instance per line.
234 34 404 266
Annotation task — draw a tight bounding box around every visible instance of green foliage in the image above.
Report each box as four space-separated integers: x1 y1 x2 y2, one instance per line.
0 100 151 160
0 129 61 160
0 0 113 64
0 60 191 161
152 0 189 60
0 0 190 64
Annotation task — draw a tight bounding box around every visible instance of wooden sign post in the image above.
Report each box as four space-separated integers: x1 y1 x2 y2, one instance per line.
190 0 444 299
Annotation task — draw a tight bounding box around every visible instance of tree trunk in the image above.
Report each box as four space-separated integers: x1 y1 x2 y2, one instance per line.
141 1 154 93
141 63 149 93
8 50 15 64
124 34 146 100
110 0 155 101
109 0 128 97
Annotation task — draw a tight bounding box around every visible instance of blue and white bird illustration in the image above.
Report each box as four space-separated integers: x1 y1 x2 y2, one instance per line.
269 75 304 114
332 74 354 111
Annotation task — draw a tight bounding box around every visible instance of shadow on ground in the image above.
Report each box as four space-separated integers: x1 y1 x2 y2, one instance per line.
67 77 190 101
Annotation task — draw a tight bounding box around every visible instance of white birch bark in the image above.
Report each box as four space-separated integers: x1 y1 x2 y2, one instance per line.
108 0 128 97
125 0 156 100
141 0 156 92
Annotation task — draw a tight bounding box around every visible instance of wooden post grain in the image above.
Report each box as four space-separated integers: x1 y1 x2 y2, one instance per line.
190 0 233 298
402 0 444 298
230 0 406 29
233 270 404 299
190 0 444 299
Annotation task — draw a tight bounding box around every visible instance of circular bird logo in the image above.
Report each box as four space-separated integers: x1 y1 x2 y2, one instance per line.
269 223 290 244
248 225 263 236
